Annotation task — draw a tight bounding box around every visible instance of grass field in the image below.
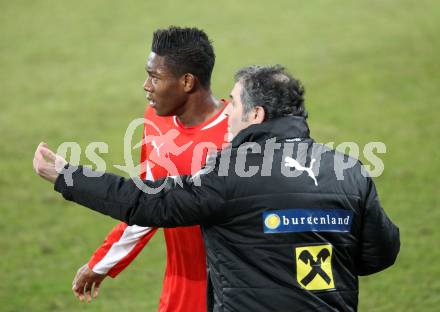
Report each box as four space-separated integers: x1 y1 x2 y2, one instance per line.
1 0 439 311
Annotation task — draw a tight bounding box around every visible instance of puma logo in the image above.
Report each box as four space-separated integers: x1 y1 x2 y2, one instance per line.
284 156 318 186
151 140 164 156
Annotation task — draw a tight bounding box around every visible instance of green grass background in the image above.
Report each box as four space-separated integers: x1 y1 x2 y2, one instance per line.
1 0 439 310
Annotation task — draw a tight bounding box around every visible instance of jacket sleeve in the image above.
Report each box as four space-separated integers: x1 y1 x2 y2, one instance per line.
357 177 400 275
54 164 227 227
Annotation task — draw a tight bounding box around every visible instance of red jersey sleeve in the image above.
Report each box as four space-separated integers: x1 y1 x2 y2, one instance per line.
88 223 158 277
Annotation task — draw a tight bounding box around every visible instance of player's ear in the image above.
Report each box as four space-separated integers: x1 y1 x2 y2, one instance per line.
252 106 266 124
182 73 196 92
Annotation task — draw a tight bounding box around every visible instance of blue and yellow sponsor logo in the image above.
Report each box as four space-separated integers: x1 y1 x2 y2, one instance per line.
295 244 335 291
262 208 353 234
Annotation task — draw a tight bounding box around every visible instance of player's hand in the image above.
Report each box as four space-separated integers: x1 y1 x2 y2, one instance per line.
72 264 106 303
33 142 67 184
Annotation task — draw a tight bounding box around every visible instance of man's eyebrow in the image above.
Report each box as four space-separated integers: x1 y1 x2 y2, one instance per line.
146 69 159 76
145 65 155 73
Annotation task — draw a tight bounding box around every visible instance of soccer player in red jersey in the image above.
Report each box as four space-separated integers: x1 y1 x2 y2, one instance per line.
71 27 228 312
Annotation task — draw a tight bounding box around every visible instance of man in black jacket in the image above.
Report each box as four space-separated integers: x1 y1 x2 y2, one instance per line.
34 65 400 311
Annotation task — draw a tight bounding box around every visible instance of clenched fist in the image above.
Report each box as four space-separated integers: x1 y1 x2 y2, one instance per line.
33 142 67 184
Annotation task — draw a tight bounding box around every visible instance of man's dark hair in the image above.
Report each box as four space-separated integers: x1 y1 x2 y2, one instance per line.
152 26 215 87
235 65 307 120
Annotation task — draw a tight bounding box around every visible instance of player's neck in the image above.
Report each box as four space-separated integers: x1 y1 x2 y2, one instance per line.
177 90 222 127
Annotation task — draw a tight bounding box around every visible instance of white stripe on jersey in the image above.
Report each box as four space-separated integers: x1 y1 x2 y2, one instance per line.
92 225 154 274
143 127 156 182
173 116 179 127
172 112 227 131
201 112 227 131
145 161 154 181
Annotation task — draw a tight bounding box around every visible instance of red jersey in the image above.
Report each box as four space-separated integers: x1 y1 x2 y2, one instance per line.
88 102 228 312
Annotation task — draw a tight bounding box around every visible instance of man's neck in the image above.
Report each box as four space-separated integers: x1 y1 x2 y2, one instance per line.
176 90 223 127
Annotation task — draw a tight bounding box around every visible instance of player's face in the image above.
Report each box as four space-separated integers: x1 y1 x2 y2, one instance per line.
224 81 257 141
143 52 187 116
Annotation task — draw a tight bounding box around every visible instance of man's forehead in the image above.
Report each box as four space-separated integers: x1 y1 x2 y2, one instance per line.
230 82 242 98
147 51 157 63
146 52 167 71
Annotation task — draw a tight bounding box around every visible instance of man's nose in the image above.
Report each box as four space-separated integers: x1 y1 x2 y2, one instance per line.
143 78 153 92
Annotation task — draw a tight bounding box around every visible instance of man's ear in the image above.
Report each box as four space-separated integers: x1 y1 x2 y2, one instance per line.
182 73 197 92
252 106 266 124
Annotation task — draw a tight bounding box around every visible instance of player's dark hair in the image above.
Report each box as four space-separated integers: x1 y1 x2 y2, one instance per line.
152 26 215 88
234 65 308 121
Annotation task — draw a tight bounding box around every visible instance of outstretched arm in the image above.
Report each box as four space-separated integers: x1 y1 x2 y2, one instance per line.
33 143 227 227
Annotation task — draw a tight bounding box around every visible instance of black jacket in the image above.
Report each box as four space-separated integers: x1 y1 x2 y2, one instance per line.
55 116 400 311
